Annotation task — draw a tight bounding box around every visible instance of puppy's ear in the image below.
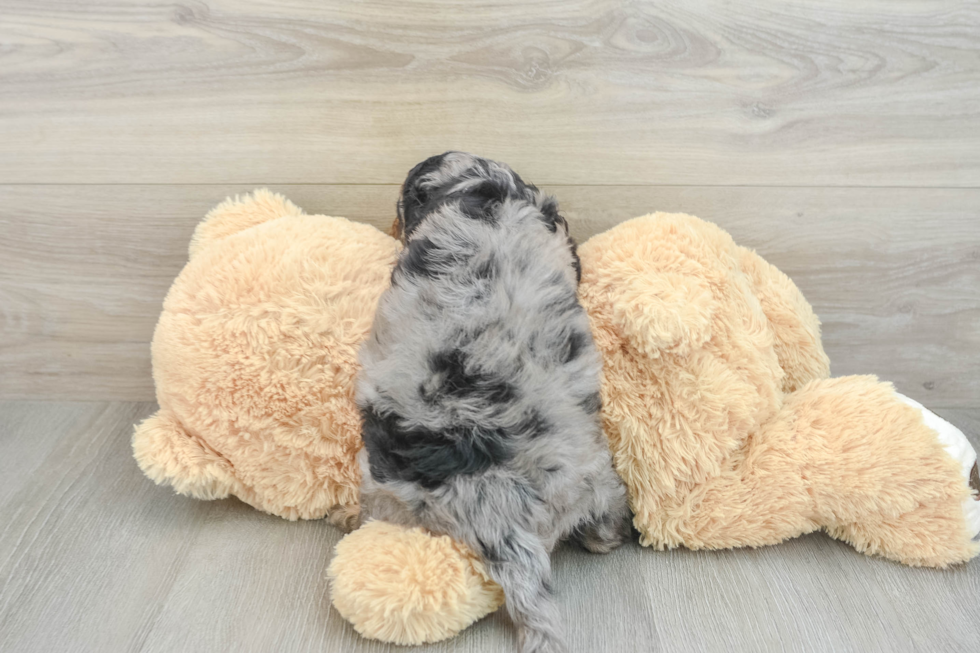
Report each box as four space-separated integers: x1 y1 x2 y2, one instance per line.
399 180 428 238
535 195 567 235
398 155 446 239
390 201 404 240
532 193 580 282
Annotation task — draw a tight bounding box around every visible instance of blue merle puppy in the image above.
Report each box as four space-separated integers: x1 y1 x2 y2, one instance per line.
356 152 631 653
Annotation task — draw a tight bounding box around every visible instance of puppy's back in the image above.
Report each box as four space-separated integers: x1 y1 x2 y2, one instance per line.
356 153 631 653
358 178 601 490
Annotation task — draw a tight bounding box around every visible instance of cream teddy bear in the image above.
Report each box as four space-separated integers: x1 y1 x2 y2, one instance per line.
134 190 979 646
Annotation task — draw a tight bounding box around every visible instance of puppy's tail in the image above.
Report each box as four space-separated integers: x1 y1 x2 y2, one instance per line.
477 529 566 653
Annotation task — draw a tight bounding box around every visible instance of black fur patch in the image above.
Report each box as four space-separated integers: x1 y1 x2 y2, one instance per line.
518 409 550 439
477 531 516 564
454 179 509 224
361 406 514 490
428 349 517 404
472 256 497 281
567 237 582 284
561 329 587 364
579 392 602 415
399 236 440 277
544 289 580 316
398 153 450 238
397 236 464 279
537 196 565 234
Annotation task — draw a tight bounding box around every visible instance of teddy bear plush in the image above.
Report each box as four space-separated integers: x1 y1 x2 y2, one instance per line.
134 190 980 646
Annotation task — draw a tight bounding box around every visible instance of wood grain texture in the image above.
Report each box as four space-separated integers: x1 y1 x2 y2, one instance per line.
1 1 979 186
2 184 977 406
2 2 978 651
1 402 979 652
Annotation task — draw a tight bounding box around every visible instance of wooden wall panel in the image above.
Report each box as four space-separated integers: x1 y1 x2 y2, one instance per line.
1 1 978 186
2 184 976 405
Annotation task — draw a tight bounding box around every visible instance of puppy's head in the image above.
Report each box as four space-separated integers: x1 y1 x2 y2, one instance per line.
391 151 580 281
393 151 535 241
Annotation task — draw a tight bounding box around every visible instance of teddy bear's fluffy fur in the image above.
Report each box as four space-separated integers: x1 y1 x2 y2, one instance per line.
134 190 979 647
579 214 978 564
135 190 399 526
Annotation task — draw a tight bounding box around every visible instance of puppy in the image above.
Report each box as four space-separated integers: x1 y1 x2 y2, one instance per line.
356 152 631 653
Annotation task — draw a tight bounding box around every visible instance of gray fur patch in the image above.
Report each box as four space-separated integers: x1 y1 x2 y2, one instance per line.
357 152 630 653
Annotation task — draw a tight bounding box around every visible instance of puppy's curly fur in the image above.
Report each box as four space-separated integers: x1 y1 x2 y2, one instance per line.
356 152 631 653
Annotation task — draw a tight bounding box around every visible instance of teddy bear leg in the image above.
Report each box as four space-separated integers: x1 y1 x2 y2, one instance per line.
828 394 980 567
328 521 504 645
644 377 980 564
799 378 980 567
828 499 977 567
893 393 980 539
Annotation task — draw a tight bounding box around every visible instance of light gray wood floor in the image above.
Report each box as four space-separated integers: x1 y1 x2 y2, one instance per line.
2 1 979 651
2 402 979 652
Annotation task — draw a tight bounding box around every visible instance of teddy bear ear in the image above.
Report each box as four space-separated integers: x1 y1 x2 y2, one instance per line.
188 189 304 259
579 214 716 359
132 409 236 501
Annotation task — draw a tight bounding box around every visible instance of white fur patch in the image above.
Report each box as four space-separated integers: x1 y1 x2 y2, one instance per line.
895 393 980 540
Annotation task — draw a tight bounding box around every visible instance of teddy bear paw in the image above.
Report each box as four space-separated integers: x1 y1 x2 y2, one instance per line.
896 393 980 540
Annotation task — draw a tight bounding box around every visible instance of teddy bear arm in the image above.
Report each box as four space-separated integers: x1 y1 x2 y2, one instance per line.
638 416 817 551
132 409 238 501
737 247 830 392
